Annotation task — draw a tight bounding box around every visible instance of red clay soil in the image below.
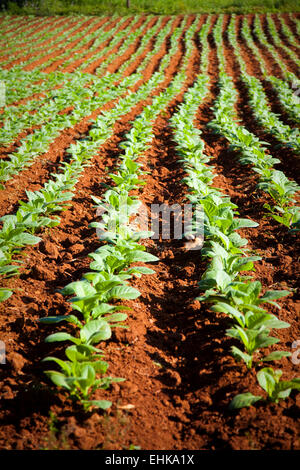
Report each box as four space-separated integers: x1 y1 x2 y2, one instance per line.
233 15 300 183
270 13 300 56
0 15 299 451
260 14 300 71
249 14 299 76
114 16 171 79
54 17 126 75
104 16 159 76
0 16 44 40
27 17 111 73
281 13 300 45
76 16 141 76
0 17 86 61
0 17 69 62
0 15 190 217
0 17 94 70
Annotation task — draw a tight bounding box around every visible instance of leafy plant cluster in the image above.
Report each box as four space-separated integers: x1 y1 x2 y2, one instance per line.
95 15 169 80
14 16 125 73
0 16 86 67
93 16 154 77
1 11 298 411
251 14 297 84
269 75 300 125
66 16 135 74
198 14 211 74
266 13 300 73
287 13 300 37
0 24 193 305
225 15 300 229
242 74 300 154
0 15 167 155
226 15 300 151
209 72 300 230
169 33 299 409
0 71 167 301
0 66 67 105
0 74 70 128
125 16 177 77
0 70 136 184
62 14 168 78
0 14 191 187
0 15 43 48
113 16 165 77
119 13 193 85
213 15 300 230
238 14 300 122
0 72 94 147
58 16 136 73
39 61 188 409
290 13 300 36
0 62 115 109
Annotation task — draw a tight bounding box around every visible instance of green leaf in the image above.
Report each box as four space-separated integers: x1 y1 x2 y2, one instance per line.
212 302 245 326
229 393 262 410
128 251 159 263
80 320 111 344
65 344 102 362
39 315 82 326
234 218 259 229
44 371 71 390
42 356 71 374
254 335 280 350
0 288 13 302
257 368 276 395
260 290 291 303
109 285 141 300
17 232 42 245
246 313 290 330
129 266 156 275
82 399 112 410
231 346 252 367
262 351 292 362
45 332 74 343
91 303 115 316
105 313 128 322
60 281 96 297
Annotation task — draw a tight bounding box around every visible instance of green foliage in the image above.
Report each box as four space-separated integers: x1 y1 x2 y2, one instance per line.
3 0 300 15
229 368 300 409
229 392 262 409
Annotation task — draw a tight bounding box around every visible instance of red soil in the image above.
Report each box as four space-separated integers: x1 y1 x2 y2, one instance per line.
0 14 299 451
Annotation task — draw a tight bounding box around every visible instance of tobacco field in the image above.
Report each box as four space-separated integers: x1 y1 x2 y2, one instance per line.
0 12 299 450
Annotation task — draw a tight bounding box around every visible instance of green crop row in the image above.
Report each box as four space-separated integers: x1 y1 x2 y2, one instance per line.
170 65 299 409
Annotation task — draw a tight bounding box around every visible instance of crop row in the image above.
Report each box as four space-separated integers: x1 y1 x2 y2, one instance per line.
170 65 300 409
13 17 125 73
0 17 86 62
0 13 199 305
37 20 202 407
212 15 300 231
0 13 299 413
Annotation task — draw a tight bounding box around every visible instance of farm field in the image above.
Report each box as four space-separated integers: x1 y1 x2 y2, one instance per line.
0 12 299 450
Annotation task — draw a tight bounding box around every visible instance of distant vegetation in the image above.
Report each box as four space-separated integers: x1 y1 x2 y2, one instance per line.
2 0 300 15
